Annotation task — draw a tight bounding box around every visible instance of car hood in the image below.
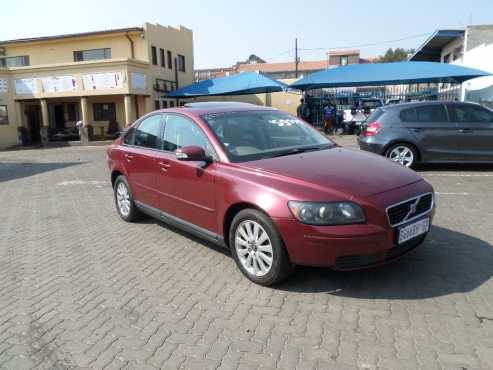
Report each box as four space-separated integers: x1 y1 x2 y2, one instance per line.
241 147 423 197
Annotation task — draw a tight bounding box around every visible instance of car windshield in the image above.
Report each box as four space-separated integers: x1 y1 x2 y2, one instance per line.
201 110 335 162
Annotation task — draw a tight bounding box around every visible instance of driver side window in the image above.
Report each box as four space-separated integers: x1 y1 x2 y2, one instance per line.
163 114 215 157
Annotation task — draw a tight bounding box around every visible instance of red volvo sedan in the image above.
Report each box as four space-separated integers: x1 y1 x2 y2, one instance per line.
107 102 435 286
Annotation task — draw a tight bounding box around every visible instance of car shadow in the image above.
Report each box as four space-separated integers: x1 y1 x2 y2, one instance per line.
0 161 84 183
276 225 493 299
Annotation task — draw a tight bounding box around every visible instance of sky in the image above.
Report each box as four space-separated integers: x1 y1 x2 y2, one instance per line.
1 0 493 69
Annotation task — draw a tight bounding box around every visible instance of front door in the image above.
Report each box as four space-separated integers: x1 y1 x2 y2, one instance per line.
156 114 217 233
24 105 41 144
448 103 493 162
54 105 65 130
124 113 164 209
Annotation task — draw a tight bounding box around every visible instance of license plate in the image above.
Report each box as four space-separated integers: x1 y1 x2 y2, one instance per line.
398 218 429 244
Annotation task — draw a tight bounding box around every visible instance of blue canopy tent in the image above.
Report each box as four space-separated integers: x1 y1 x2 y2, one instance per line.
289 61 491 90
167 72 288 98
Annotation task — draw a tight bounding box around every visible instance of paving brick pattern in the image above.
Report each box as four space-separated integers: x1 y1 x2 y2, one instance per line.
0 141 492 370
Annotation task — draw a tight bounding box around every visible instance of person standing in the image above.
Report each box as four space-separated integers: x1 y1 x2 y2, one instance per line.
323 103 334 134
297 98 311 123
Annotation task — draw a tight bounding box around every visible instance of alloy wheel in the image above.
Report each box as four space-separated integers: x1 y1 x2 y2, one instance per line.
116 182 131 217
388 145 414 167
235 220 273 277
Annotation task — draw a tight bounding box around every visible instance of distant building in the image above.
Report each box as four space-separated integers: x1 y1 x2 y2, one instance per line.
0 23 194 149
327 49 369 66
409 25 493 102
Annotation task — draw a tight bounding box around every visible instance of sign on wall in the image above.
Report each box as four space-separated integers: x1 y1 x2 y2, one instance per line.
82 72 123 90
131 72 147 90
15 78 37 95
0 78 8 94
41 75 77 93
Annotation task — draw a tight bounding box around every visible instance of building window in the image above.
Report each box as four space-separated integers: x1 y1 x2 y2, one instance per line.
340 56 348 66
154 100 160 110
160 48 165 67
0 55 30 67
162 101 168 109
177 54 186 72
74 48 111 62
93 103 116 122
151 46 158 65
0 105 8 125
167 51 172 69
170 101 175 108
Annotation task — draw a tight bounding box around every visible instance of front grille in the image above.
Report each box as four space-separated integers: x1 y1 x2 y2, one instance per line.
387 193 433 227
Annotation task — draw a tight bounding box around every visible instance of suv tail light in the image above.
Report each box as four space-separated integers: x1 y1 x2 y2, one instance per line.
361 121 381 137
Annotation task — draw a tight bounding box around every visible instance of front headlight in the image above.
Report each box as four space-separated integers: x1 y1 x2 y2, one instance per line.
288 201 366 225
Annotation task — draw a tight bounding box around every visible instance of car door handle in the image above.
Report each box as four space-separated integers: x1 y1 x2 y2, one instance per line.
124 153 134 161
158 161 171 171
458 128 473 133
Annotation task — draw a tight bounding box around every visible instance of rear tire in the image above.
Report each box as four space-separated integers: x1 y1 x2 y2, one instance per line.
385 143 419 169
114 175 141 222
229 209 294 286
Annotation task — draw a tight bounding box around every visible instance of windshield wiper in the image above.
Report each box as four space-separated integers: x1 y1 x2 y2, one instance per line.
269 144 333 158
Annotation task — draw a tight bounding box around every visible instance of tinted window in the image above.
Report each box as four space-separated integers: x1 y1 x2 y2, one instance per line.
123 127 135 145
163 115 214 156
134 115 162 149
415 105 447 122
400 108 417 122
450 104 493 123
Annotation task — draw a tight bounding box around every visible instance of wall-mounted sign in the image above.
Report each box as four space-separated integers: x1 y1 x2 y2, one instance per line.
82 72 123 90
0 78 8 94
131 72 146 90
41 75 77 93
15 78 37 95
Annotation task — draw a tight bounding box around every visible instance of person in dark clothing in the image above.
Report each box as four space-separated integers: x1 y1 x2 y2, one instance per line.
297 98 311 123
323 104 335 134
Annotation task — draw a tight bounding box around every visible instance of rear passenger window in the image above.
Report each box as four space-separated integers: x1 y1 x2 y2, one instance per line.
400 108 417 122
134 114 163 149
449 104 493 123
415 105 447 122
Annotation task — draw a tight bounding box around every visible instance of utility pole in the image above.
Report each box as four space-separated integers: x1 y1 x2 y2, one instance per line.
295 38 299 78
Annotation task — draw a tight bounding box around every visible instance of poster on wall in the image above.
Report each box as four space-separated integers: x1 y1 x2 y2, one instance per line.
41 75 77 93
0 78 8 94
15 78 37 95
131 72 146 90
82 72 123 90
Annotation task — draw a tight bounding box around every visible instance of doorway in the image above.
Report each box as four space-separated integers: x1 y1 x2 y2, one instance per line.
54 104 65 130
24 105 41 144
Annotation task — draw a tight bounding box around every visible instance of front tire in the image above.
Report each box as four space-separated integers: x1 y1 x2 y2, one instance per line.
114 175 141 222
229 209 294 286
385 143 418 168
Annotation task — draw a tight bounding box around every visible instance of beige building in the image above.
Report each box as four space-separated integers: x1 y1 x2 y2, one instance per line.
0 23 193 149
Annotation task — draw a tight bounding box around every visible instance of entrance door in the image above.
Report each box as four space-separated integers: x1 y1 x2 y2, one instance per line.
54 105 65 130
24 105 42 144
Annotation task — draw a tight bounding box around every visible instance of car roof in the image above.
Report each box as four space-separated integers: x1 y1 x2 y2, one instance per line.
382 100 481 111
157 101 278 116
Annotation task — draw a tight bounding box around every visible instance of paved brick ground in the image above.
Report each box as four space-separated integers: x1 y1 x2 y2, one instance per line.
0 139 492 370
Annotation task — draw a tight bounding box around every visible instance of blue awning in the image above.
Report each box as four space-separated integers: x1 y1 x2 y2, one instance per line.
167 72 288 98
289 61 491 90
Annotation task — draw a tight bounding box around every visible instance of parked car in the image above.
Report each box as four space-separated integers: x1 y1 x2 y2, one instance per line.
358 101 493 168
107 102 435 285
344 98 384 135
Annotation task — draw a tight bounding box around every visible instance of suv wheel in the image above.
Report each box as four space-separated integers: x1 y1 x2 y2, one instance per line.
229 209 294 286
114 175 141 222
385 144 418 168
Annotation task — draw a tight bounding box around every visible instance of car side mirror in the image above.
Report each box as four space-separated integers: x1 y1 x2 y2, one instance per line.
175 145 209 162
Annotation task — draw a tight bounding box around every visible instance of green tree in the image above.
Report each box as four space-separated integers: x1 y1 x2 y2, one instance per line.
376 48 415 63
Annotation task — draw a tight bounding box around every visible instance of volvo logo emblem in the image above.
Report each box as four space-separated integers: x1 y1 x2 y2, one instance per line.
410 202 417 214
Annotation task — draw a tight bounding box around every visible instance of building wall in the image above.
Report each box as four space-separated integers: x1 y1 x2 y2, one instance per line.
0 72 19 148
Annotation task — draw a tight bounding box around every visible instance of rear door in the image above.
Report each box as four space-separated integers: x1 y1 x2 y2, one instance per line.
400 104 460 162
123 114 164 209
447 103 493 162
